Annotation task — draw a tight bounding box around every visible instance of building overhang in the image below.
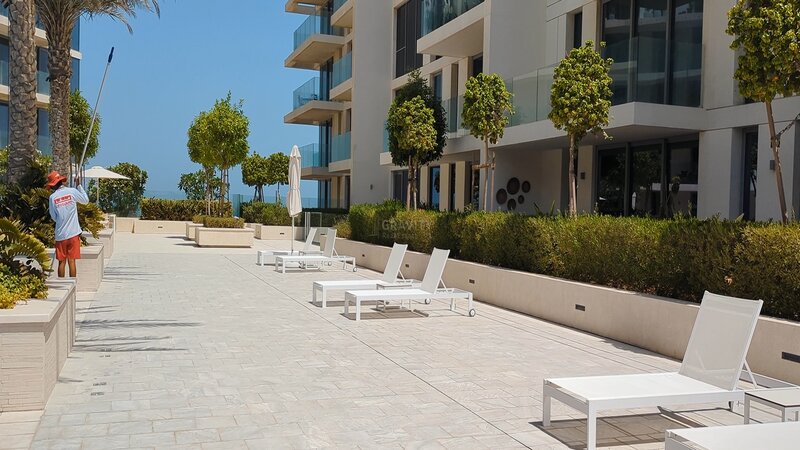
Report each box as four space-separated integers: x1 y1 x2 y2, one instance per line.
285 35 346 70
285 0 326 15
331 0 354 28
284 100 346 125
328 159 351 174
330 79 353 102
416 3 487 58
301 166 333 180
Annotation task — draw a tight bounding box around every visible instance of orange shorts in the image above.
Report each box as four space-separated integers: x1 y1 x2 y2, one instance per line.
55 235 81 261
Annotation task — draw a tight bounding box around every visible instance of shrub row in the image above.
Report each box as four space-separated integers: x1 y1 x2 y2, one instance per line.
343 202 800 321
240 202 347 227
140 199 232 221
203 216 245 229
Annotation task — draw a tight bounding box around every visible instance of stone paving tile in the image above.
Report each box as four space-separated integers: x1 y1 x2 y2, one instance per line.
5 234 785 450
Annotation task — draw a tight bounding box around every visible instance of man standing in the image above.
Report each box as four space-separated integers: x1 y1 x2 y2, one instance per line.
47 171 89 278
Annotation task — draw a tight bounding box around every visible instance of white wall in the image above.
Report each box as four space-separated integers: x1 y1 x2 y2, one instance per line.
494 146 566 214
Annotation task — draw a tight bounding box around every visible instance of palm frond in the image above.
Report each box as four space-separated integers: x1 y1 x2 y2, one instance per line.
0 218 52 277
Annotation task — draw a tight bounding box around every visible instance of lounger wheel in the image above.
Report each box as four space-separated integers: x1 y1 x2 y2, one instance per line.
352 267 357 272
469 308 476 317
424 299 432 305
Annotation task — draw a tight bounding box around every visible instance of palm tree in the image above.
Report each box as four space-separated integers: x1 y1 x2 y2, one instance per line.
5 0 39 184
35 0 160 174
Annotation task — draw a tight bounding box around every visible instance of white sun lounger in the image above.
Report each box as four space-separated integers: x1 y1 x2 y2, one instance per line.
274 228 356 273
665 422 800 450
543 291 763 450
343 248 475 321
312 243 417 308
257 227 320 266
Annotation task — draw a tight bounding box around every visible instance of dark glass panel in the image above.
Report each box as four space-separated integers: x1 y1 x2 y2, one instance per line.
37 108 50 155
603 0 632 105
635 0 668 104
597 148 627 216
670 0 703 106
630 144 662 216
429 166 441 209
743 131 758 221
666 141 699 217
0 102 8 149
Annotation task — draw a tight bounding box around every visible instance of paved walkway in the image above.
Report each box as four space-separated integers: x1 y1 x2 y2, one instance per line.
1 234 778 449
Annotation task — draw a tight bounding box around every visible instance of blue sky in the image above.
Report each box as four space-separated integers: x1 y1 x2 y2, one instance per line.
79 0 318 199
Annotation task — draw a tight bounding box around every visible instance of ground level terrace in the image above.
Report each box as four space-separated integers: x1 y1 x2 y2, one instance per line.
0 233 790 449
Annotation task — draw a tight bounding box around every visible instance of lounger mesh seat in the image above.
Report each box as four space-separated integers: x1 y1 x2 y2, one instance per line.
275 228 356 273
665 422 800 450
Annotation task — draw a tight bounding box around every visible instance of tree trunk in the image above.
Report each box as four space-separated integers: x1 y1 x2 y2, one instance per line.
482 139 490 211
219 168 228 215
204 166 212 215
46 28 74 175
7 0 38 184
765 101 789 224
409 163 417 210
568 135 578 217
489 148 496 211
406 157 412 210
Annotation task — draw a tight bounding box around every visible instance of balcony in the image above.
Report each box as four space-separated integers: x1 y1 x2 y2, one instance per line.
285 77 345 126
331 0 353 29
300 142 335 180
507 66 555 127
331 132 351 164
418 0 486 57
286 14 345 70
285 0 329 15
442 96 465 135
330 52 352 101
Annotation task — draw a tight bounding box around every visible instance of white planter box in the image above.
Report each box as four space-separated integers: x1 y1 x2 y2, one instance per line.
186 222 203 240
115 217 138 233
134 220 190 234
196 228 254 248
0 281 76 412
83 228 114 259
47 244 104 293
335 238 800 385
253 225 304 240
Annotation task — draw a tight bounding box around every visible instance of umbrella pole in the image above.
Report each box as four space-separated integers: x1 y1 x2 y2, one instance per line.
291 216 295 253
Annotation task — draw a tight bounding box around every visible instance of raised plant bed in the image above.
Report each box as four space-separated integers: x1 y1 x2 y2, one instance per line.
115 217 138 233
134 220 190 234
186 222 203 240
196 227 255 248
0 281 77 412
252 225 304 240
47 244 104 293
335 238 800 385
83 228 114 259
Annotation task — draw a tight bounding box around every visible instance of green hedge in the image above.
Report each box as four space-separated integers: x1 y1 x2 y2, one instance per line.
203 216 245 229
140 199 232 221
345 203 800 321
240 202 347 227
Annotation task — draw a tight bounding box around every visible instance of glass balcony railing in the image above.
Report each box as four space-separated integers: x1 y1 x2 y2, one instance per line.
331 132 351 162
333 0 349 14
37 69 50 96
293 77 322 110
422 0 484 36
507 66 555 127
383 127 390 151
293 13 344 51
442 96 464 134
332 52 352 88
300 143 325 169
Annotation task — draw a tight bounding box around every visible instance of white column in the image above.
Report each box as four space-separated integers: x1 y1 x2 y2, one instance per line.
697 129 742 219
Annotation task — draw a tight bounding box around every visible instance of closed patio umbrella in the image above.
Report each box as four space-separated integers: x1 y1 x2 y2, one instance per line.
287 146 303 253
82 166 129 204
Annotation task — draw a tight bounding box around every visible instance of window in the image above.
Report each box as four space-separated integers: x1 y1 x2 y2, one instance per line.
37 108 50 155
449 164 456 211
0 38 8 86
471 55 483 76
71 57 80 92
432 72 443 100
393 170 410 204
429 166 441 210
742 130 758 220
601 0 703 107
37 48 49 95
596 138 699 217
319 59 333 101
318 120 332 166
469 163 480 209
573 12 584 49
0 102 8 149
72 19 80 51
395 0 423 78
344 176 351 209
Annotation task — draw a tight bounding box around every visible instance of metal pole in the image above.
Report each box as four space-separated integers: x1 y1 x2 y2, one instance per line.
77 47 114 177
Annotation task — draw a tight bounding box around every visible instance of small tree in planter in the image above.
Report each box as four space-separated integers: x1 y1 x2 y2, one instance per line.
241 152 270 202
266 152 289 204
549 41 613 217
462 73 514 211
727 0 800 224
69 90 101 180
90 162 148 217
188 110 217 215
387 96 437 209
178 170 222 201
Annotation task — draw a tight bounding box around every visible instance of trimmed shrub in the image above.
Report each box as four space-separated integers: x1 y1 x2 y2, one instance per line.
192 215 206 224
140 199 232 221
334 219 352 239
203 216 245 229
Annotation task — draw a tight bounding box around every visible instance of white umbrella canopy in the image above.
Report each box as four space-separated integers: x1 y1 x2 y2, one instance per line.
287 146 303 252
82 166 130 204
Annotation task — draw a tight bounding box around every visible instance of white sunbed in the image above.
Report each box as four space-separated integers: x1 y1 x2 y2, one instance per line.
257 227 320 266
274 228 356 273
665 422 800 450
312 243 417 308
543 291 764 450
343 248 475 321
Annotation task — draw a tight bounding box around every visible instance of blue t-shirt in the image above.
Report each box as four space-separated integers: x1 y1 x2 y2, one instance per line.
49 185 89 242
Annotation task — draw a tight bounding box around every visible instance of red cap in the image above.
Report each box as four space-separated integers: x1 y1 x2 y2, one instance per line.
45 171 67 188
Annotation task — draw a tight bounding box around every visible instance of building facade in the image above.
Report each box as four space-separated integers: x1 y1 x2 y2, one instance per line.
286 0 800 221
0 6 81 156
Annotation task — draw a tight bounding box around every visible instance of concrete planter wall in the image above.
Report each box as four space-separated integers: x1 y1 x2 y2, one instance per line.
134 220 190 234
0 281 77 412
252 225 304 240
335 238 800 385
115 217 138 233
47 244 104 293
196 228 255 248
186 223 203 241
83 229 114 259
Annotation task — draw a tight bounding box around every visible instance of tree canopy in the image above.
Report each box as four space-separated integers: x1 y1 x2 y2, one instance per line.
179 170 221 201
388 69 447 168
241 152 270 202
549 40 613 216
387 96 437 209
69 90 101 164
89 162 148 217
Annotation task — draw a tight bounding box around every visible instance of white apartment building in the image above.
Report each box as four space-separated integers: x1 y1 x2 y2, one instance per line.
285 0 800 221
0 6 82 155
